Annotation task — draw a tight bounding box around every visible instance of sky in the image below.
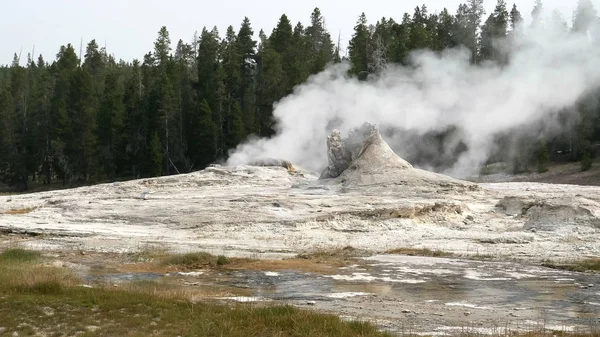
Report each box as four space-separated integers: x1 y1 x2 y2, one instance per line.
1 0 595 66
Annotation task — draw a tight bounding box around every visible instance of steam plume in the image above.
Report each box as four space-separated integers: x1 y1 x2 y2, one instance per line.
228 21 600 177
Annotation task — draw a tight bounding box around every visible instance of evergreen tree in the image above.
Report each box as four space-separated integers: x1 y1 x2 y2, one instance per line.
96 68 124 179
51 44 79 183
509 4 523 31
67 67 96 182
551 10 568 32
349 13 371 80
172 39 195 171
388 14 411 64
270 14 293 56
453 4 473 55
255 30 284 137
148 131 163 176
536 138 550 173
573 0 598 33
270 14 294 93
154 26 172 66
83 40 105 81
221 26 245 149
123 60 146 177
194 99 217 169
531 0 543 26
289 22 313 87
467 0 486 63
237 18 257 135
436 9 456 50
194 27 222 164
480 0 508 62
31 55 53 184
306 8 335 73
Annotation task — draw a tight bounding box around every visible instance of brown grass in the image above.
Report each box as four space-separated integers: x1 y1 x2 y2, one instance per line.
144 248 365 275
0 251 79 295
296 246 363 263
120 254 354 275
120 279 252 300
542 258 600 273
386 247 454 258
127 244 171 262
3 207 37 215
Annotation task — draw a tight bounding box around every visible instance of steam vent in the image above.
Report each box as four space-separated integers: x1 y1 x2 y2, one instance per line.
320 122 478 192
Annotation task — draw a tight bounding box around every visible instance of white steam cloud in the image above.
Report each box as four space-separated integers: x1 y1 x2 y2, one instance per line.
227 22 600 177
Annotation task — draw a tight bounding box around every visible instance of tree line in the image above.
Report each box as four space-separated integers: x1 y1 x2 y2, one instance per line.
0 1 599 191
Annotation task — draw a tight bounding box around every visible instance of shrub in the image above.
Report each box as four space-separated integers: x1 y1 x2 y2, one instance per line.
536 139 549 173
217 255 230 266
581 152 593 172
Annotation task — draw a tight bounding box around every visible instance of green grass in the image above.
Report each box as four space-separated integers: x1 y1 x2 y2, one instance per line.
0 248 41 262
217 255 230 266
0 250 393 337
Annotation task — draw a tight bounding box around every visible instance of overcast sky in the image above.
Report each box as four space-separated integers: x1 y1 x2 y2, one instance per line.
1 0 595 66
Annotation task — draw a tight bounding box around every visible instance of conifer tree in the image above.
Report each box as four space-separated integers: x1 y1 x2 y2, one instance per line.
349 13 371 80
509 4 523 31
237 18 257 135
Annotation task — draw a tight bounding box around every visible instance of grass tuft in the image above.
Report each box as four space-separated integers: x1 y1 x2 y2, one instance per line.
161 252 226 269
217 255 230 266
386 247 454 258
0 248 40 263
542 258 600 273
129 244 170 262
21 280 64 295
296 246 361 263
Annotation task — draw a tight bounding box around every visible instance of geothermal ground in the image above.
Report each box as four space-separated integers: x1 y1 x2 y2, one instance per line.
1 165 599 334
1 129 599 334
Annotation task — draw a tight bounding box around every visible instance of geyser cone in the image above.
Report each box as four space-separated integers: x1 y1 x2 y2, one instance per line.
322 123 478 191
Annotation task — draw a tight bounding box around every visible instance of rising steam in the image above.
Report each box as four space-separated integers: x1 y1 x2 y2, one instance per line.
227 20 600 177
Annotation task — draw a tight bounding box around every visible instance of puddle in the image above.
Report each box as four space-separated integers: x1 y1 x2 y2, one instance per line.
77 255 599 333
445 302 491 310
208 255 599 332
218 296 272 303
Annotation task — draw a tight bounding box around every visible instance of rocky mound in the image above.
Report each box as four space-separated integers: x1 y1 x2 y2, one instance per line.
320 123 478 191
247 158 296 172
496 196 600 231
320 123 412 179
